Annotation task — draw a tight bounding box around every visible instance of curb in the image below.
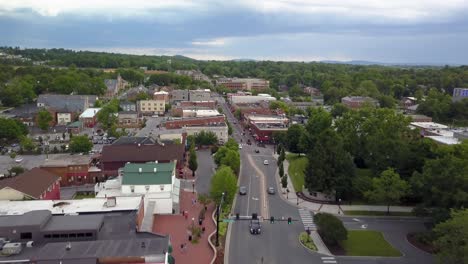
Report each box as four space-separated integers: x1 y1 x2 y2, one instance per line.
208 205 218 264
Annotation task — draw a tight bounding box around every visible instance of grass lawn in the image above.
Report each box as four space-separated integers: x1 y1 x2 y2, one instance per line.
73 193 96 199
341 230 402 257
286 153 307 192
344 210 414 217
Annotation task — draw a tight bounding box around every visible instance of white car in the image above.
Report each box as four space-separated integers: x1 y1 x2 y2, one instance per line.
263 160 269 165
239 145 243 149
15 157 23 163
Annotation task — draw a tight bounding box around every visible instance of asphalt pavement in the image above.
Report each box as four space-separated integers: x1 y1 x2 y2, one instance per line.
194 149 216 195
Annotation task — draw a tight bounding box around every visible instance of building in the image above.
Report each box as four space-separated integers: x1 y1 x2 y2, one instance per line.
164 115 225 129
40 154 101 186
0 209 170 263
400 97 418 109
228 94 276 104
217 78 269 91
182 109 221 118
189 89 211 101
0 103 39 126
66 120 83 134
120 101 137 112
454 130 468 141
104 74 128 99
175 70 210 82
288 101 323 110
79 108 101 128
100 143 185 176
245 114 289 142
410 122 449 136
120 162 180 214
341 96 379 109
118 111 139 127
112 136 156 145
303 87 322 96
405 114 432 122
452 88 468 102
37 94 98 112
119 85 151 101
185 124 228 144
153 90 170 103
0 168 60 200
170 89 189 103
180 100 216 109
138 99 166 116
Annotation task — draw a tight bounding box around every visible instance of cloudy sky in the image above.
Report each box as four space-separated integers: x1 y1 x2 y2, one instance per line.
1 0 468 64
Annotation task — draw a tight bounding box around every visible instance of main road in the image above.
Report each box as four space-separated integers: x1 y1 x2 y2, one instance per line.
216 95 323 264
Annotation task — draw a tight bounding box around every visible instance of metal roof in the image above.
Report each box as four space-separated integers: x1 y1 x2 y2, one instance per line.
122 163 174 185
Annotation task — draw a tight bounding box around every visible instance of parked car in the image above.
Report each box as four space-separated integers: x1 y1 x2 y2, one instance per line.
239 186 247 195
263 160 269 165
255 149 260 153
15 157 23 163
249 219 261 234
267 187 275 195
239 145 243 149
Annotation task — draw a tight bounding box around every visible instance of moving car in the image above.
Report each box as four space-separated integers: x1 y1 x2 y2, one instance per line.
15 157 23 163
255 149 260 153
239 144 243 149
249 219 261 234
263 160 269 165
239 186 247 195
267 187 275 195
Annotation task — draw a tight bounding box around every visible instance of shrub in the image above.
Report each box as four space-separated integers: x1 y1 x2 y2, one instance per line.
314 213 348 246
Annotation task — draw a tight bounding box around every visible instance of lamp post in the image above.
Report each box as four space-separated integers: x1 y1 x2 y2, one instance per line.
215 192 225 247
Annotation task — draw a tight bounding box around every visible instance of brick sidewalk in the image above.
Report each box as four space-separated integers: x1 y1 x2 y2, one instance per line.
153 191 216 264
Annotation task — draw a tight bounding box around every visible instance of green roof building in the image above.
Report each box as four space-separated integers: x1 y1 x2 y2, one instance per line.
122 162 175 186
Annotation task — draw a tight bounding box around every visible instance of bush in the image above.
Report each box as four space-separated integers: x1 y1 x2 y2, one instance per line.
211 145 219 154
9 152 16 159
314 213 348 246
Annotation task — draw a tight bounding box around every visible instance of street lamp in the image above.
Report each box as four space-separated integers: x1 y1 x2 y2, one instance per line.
215 192 226 247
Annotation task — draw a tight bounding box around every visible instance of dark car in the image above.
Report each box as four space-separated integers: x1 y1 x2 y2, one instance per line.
255 149 260 153
239 186 247 195
249 219 261 234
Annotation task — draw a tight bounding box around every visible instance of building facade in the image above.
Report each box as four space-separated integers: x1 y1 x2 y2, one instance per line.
0 168 60 200
120 101 137 112
189 89 211 101
138 100 165 115
452 88 468 102
341 96 379 109
170 89 189 103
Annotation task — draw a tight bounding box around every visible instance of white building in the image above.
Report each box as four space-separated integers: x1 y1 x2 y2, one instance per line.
229 94 276 104
95 162 180 215
182 109 220 118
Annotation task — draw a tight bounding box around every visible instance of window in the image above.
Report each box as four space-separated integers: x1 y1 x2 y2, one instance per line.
77 233 85 237
52 234 59 238
85 233 92 237
69 233 77 238
20 232 32 239
60 234 68 238
44 234 51 238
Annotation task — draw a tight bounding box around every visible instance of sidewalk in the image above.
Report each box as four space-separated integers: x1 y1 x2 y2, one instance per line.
153 191 216 264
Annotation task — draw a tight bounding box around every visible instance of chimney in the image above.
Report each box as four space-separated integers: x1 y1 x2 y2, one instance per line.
153 168 157 173
138 143 141 147
155 160 158 164
139 168 142 173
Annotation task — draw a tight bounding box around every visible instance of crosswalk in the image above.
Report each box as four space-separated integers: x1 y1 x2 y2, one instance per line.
321 256 337 263
298 208 316 231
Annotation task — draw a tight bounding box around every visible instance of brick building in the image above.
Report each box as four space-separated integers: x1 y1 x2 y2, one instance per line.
341 96 379 109
164 115 225 129
0 168 60 200
40 154 102 186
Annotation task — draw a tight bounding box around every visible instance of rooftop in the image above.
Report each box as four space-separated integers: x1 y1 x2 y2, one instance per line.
42 153 91 167
342 96 378 102
37 94 98 112
426 136 460 145
410 122 449 130
112 136 155 145
101 143 184 163
0 168 60 199
122 162 175 185
79 108 101 118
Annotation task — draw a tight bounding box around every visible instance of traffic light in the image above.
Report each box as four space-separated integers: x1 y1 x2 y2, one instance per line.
287 217 292 224
270 216 274 223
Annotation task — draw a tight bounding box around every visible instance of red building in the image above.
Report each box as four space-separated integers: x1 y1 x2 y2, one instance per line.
100 143 185 176
79 108 101 128
165 115 225 129
0 168 60 200
341 96 379 109
180 101 217 109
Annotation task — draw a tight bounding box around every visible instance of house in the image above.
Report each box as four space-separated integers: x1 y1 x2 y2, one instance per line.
120 101 137 112
37 94 98 124
118 111 139 127
184 123 228 144
179 100 216 109
138 100 165 116
100 143 185 176
119 85 150 101
0 209 170 263
452 88 468 102
170 89 189 103
79 108 101 128
341 96 379 109
66 120 83 134
0 168 60 200
120 162 180 214
303 87 322 96
244 114 289 142
189 89 211 101
153 91 169 103
0 103 39 126
400 97 418 109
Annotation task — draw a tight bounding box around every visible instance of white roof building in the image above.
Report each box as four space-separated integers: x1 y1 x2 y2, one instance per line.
79 108 101 118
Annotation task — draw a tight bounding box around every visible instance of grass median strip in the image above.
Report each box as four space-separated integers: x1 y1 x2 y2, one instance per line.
299 232 317 251
286 153 307 192
341 230 401 257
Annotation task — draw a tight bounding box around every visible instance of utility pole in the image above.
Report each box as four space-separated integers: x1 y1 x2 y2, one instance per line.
215 192 225 247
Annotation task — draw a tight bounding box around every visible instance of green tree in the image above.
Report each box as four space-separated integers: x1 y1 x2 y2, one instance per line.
8 166 24 176
279 162 284 178
220 149 240 175
286 124 305 153
19 136 35 152
314 213 347 246
0 118 28 141
189 148 198 177
224 138 239 151
194 131 218 146
365 168 409 214
281 175 288 189
331 103 349 118
209 166 237 208
305 129 355 200
433 209 468 264
37 109 53 131
69 135 93 153
97 99 119 130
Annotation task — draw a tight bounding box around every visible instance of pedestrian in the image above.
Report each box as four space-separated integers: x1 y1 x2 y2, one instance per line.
180 243 184 253
184 211 188 220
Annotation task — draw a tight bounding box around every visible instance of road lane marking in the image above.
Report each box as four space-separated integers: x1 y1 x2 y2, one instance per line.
321 257 335 259
247 154 269 218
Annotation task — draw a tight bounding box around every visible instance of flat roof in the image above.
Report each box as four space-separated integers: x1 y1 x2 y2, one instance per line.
0 210 50 228
426 136 460 145
0 196 142 216
42 214 104 232
410 122 448 129
42 153 91 167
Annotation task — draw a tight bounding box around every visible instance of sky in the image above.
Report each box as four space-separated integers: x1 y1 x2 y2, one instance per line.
0 0 468 64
